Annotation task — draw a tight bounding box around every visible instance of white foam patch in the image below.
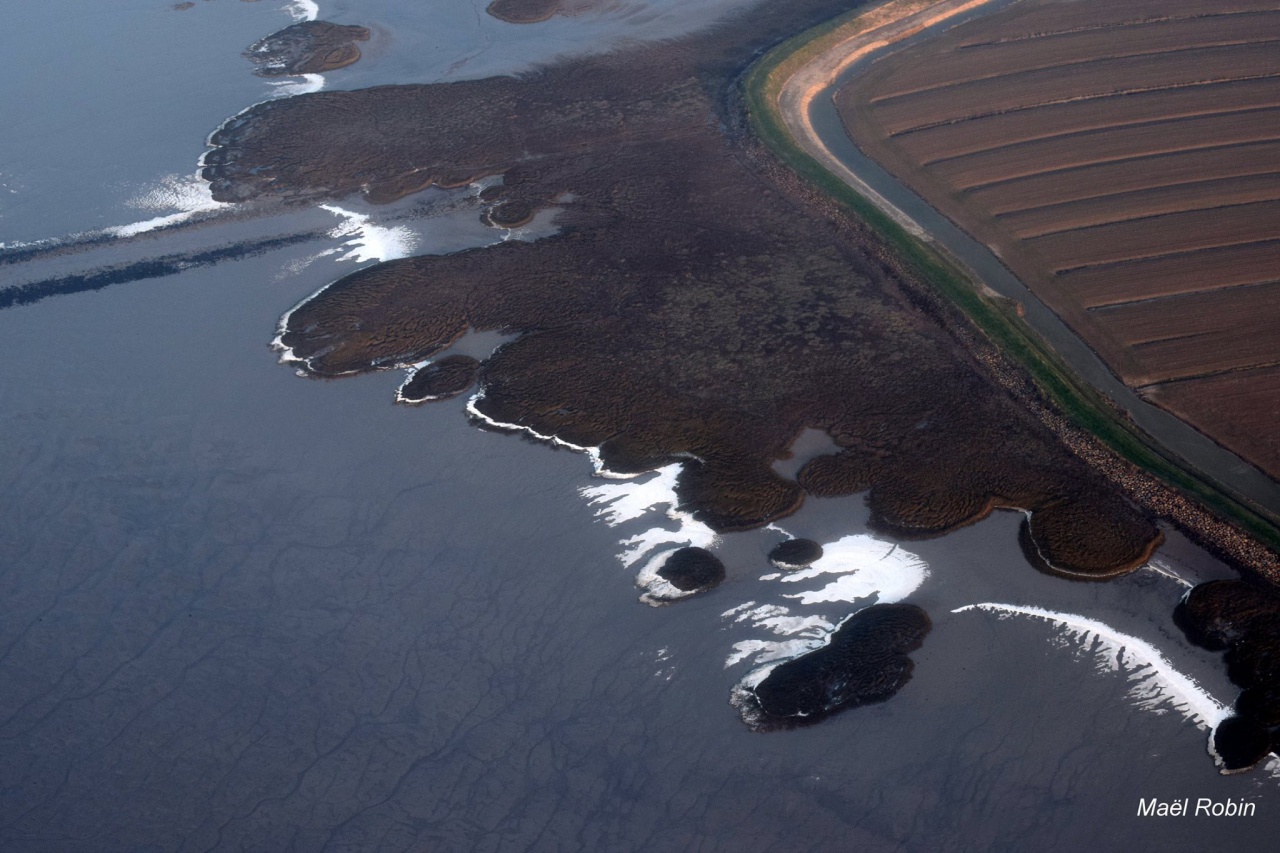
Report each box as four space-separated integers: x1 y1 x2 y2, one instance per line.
269 73 326 98
721 601 834 668
577 464 719 605
286 0 319 22
778 535 929 606
631 550 693 606
107 173 226 237
581 466 716 565
583 465 681 528
274 247 340 280
320 204 419 263
953 603 1228 738
1142 557 1193 589
726 637 825 670
719 532 928 678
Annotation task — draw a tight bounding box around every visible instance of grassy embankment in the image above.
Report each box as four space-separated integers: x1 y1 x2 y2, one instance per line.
743 4 1280 554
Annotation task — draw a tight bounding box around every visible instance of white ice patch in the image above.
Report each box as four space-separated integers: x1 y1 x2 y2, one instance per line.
581 466 715 564
286 0 319 22
632 548 703 606
653 647 676 681
269 72 326 98
320 204 418 263
107 173 226 237
952 603 1228 736
273 199 523 369
778 535 929 606
721 532 928 679
578 464 719 606
721 601 835 668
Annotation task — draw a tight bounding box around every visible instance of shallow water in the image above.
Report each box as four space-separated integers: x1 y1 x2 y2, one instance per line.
2 1 1278 849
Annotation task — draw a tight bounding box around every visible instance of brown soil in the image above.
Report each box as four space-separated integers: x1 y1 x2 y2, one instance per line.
1147 366 1280 476
202 0 1163 575
837 0 1280 478
245 21 370 77
1090 281 1280 385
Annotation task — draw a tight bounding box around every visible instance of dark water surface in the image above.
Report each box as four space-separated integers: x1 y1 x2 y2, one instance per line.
2 1 1279 850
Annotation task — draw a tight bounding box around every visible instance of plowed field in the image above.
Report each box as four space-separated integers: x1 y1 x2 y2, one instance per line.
838 0 1280 477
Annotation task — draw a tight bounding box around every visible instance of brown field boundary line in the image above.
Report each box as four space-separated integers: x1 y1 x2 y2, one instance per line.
835 0 1280 458
744 0 1280 573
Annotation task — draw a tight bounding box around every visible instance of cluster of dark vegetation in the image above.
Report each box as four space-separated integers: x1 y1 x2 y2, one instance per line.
245 21 370 77
203 0 1280 737
657 547 726 593
200 0 1161 576
1178 579 1280 772
399 355 480 403
739 604 931 729
486 0 601 25
768 538 823 569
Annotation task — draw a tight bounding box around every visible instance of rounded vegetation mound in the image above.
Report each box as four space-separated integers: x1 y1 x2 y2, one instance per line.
657 547 725 593
738 603 930 730
768 538 823 569
245 21 370 77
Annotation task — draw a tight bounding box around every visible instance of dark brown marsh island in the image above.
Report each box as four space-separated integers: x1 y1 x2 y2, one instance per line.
245 21 370 77
486 0 602 25
202 0 1161 576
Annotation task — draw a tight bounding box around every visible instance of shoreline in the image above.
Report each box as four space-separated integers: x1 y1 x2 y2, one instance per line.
742 0 1280 581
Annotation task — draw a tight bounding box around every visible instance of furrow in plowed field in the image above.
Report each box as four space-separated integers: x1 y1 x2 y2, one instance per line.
1034 198 1280 271
967 140 1280 211
932 108 1280 187
892 77 1280 162
956 0 1279 45
1091 282 1280 383
1001 172 1280 238
877 14 1280 101
867 43 1280 135
1146 365 1280 476
838 0 1280 477
1064 242 1280 308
